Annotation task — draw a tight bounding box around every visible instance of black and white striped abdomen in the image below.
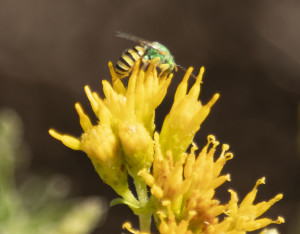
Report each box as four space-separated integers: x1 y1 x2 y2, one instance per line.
115 45 145 79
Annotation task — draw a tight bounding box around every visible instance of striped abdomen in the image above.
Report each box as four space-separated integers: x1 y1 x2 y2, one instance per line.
115 45 145 79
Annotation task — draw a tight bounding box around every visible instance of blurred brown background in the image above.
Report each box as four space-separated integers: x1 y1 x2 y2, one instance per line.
0 0 299 233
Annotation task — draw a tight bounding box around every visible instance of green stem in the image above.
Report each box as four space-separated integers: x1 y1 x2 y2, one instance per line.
134 177 151 232
138 212 152 233
120 188 140 208
135 177 148 205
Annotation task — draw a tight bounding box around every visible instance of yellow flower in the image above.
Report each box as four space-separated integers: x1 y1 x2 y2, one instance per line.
49 60 169 184
159 67 219 162
49 58 284 233
212 178 284 233
139 134 284 233
49 59 176 232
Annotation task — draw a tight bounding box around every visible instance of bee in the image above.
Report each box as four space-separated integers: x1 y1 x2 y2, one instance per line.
115 32 195 79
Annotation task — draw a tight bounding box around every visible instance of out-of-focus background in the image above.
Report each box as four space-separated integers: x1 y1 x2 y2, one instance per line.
0 0 299 233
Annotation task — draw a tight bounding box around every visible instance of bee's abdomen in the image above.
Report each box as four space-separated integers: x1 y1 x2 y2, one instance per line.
115 45 145 78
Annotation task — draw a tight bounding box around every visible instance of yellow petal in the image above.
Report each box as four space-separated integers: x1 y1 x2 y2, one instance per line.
187 66 204 99
84 85 99 115
174 67 193 102
49 129 81 150
75 103 93 132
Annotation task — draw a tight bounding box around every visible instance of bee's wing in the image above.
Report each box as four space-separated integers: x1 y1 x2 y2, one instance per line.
116 31 152 45
116 31 167 55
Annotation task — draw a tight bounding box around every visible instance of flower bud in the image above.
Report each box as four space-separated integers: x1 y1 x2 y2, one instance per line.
119 121 154 176
81 125 128 193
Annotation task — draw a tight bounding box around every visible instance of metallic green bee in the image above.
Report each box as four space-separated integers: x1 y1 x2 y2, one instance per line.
115 32 194 79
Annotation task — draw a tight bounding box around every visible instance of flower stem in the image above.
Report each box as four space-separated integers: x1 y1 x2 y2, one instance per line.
138 212 152 233
120 188 140 208
134 176 151 232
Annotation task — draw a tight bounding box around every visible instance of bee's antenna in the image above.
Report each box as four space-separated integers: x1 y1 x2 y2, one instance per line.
176 64 198 80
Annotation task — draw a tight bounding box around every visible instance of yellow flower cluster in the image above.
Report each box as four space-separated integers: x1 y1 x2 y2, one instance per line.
49 59 284 233
139 134 284 233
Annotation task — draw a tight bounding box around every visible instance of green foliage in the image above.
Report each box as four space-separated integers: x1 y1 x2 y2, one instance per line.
0 109 106 234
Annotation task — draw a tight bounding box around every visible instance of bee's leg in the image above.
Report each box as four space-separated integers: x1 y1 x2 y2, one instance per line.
158 64 170 77
174 65 178 72
141 57 149 70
